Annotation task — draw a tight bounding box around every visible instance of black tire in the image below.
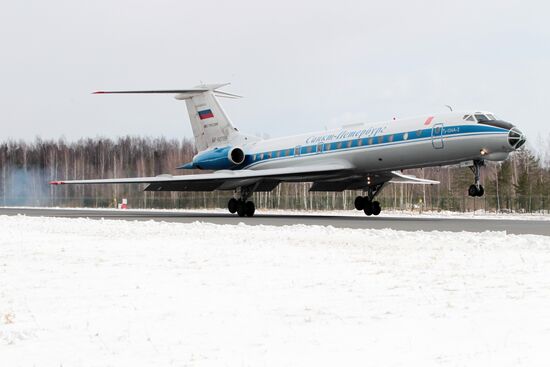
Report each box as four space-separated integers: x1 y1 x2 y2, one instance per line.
372 201 381 216
236 200 246 217
468 184 478 197
228 198 238 213
245 201 255 217
354 196 365 210
363 200 373 216
477 185 485 197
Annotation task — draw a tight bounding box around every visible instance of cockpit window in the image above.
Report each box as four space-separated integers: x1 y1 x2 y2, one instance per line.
463 115 475 121
475 114 490 122
486 114 496 120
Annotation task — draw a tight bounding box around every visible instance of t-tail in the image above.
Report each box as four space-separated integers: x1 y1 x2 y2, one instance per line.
93 83 251 152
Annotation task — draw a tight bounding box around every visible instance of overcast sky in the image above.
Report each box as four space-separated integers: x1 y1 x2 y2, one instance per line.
1 0 548 149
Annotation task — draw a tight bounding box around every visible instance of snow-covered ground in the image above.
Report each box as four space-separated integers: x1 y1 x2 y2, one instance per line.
1 215 550 366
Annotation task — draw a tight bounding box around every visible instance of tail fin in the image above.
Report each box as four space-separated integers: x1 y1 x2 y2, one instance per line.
93 83 243 151
177 84 241 151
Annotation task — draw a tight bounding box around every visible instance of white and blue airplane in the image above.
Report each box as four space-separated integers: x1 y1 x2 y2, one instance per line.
51 84 526 217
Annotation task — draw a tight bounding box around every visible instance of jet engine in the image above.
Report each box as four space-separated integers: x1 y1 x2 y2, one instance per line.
182 146 246 170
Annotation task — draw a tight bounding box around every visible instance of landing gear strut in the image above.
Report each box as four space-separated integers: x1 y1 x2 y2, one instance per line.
228 186 256 217
354 184 383 216
468 160 485 197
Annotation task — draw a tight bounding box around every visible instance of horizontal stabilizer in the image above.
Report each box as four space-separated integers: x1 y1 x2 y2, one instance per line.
92 83 242 99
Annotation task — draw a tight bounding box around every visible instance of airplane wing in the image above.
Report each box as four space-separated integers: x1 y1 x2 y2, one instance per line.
388 171 440 185
50 163 355 192
308 170 439 191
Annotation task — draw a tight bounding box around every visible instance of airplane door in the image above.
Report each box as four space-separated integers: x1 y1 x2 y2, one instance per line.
431 123 444 149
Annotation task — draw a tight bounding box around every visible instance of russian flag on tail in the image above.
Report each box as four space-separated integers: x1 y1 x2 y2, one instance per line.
198 109 214 120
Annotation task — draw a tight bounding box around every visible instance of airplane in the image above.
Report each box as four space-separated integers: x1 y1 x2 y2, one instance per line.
50 83 526 217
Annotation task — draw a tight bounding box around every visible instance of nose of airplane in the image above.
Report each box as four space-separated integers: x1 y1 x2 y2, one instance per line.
508 127 526 149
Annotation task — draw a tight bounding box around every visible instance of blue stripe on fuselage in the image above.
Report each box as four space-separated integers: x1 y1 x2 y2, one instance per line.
237 124 507 170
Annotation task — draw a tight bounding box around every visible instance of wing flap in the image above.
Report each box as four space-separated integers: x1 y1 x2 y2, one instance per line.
389 171 440 185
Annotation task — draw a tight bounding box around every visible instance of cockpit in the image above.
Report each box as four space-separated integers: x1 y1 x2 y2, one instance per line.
463 112 498 123
463 112 515 130
463 112 525 149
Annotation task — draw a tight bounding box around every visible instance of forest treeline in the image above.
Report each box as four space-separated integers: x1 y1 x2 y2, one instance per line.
1 137 549 212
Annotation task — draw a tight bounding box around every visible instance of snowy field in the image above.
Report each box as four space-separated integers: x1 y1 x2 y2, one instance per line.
1 216 550 366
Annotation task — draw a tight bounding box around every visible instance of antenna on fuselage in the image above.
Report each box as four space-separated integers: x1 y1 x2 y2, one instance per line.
445 105 453 111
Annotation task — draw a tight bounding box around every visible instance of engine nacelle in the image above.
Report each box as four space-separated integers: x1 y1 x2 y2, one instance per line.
189 146 246 170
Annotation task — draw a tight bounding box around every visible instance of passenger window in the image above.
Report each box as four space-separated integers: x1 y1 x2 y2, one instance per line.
287 149 292 156
294 147 300 156
416 129 422 137
378 136 384 144
368 137 373 145
388 135 394 142
347 140 352 148
324 143 331 151
337 142 342 149
307 146 312 153
403 132 409 140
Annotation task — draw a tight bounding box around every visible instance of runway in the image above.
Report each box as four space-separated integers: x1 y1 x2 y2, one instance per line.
1 207 549 236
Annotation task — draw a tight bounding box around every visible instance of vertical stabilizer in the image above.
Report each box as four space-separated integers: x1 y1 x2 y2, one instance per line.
177 85 239 151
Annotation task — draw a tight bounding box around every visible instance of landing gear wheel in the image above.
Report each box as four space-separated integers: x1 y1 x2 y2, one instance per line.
477 185 484 197
354 196 365 210
245 201 255 217
236 200 246 217
228 198 238 213
468 160 485 197
363 200 373 216
371 201 381 216
468 184 484 197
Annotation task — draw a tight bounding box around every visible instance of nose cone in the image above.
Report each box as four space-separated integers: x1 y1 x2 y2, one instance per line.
508 127 526 149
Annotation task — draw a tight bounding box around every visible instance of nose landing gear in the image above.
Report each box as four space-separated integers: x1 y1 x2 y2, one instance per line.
468 160 485 197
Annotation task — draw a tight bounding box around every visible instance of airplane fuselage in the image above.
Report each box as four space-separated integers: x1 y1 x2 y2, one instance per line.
239 111 523 176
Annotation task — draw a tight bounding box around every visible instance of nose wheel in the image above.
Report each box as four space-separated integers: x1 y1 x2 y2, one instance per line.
468 160 485 197
468 184 484 197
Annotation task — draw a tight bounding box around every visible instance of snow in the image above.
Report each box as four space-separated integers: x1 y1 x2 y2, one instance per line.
1 215 550 366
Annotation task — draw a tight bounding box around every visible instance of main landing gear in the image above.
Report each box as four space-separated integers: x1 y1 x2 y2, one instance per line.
468 160 485 197
227 186 256 217
354 184 383 216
